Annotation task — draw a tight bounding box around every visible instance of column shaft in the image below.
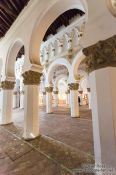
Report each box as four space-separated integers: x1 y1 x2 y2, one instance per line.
22 70 41 140
46 92 53 113
70 90 79 117
69 83 79 117
23 85 39 139
20 92 24 109
0 81 14 125
90 67 116 171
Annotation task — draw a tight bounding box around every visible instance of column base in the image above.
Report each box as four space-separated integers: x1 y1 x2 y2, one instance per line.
71 115 80 118
22 132 39 140
0 122 13 126
46 112 53 114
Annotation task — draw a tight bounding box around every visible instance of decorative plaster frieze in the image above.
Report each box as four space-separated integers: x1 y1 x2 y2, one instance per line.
22 70 42 85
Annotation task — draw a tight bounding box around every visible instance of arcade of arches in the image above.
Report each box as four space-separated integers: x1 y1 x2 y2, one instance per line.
0 0 116 174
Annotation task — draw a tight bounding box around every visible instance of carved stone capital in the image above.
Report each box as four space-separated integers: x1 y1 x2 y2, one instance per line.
83 35 116 73
13 91 18 95
20 91 24 95
45 87 53 93
1 81 15 90
68 83 79 90
22 70 42 85
65 90 70 94
87 88 91 92
53 91 58 94
78 90 83 94
42 91 46 95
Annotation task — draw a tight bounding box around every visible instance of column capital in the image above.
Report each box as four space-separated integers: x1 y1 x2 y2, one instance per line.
68 83 79 90
20 91 24 95
87 88 91 92
65 90 70 94
53 91 58 94
45 86 53 93
22 70 42 85
42 91 46 95
13 91 18 95
1 81 15 90
83 35 116 73
78 90 83 94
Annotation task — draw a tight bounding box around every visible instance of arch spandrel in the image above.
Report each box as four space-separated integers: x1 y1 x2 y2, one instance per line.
29 0 88 65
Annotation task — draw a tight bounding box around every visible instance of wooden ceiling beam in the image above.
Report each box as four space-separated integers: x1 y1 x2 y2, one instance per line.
0 3 17 19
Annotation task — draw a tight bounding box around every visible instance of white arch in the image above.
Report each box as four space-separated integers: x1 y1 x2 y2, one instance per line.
29 0 88 65
72 50 86 80
54 74 68 88
46 58 71 86
0 59 3 83
5 39 24 79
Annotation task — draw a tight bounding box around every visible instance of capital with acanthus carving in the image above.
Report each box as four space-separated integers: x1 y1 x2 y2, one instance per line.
22 70 42 85
82 35 116 73
1 81 15 90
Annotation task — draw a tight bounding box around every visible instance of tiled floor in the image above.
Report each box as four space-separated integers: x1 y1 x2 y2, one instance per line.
13 105 94 155
0 105 94 175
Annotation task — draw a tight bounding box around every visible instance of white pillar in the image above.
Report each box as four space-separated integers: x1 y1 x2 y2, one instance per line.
22 70 41 140
42 92 46 106
46 87 53 113
13 92 17 108
66 90 70 106
16 92 20 108
20 91 24 109
0 81 14 125
87 88 92 109
69 83 79 117
53 91 59 107
90 67 116 173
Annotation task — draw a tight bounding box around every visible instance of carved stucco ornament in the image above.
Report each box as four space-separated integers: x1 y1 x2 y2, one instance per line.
20 91 24 95
65 90 70 94
82 35 116 73
53 91 58 94
78 90 83 94
87 88 91 92
42 91 46 95
68 83 79 90
45 87 53 93
22 70 42 85
1 81 15 90
13 91 18 95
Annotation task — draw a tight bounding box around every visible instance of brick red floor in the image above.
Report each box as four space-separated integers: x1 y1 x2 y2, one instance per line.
0 105 94 175
12 105 94 155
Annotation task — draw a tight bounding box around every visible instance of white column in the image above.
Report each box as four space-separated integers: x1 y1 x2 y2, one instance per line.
90 67 116 173
66 94 69 105
20 91 24 109
65 90 70 105
69 83 79 117
22 70 41 140
42 92 46 106
46 87 53 113
16 92 20 108
0 81 14 125
13 92 17 108
87 88 92 109
53 91 59 107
